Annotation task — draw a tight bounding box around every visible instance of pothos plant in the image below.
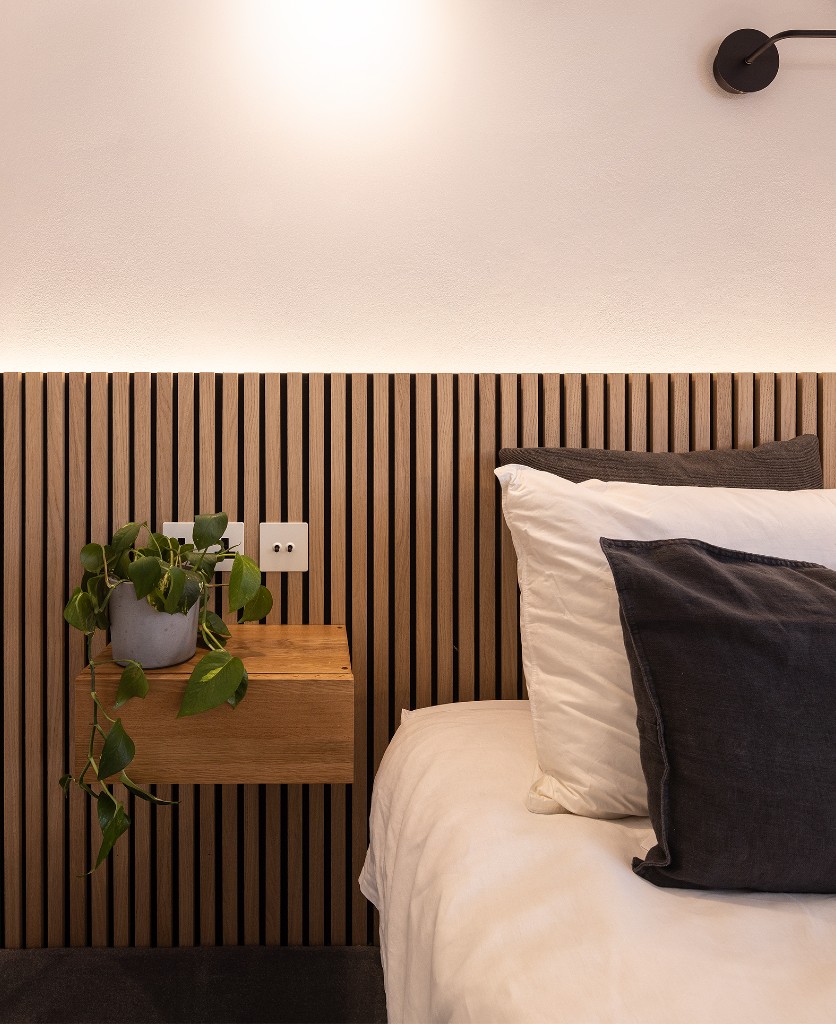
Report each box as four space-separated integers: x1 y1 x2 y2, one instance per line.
59 513 273 871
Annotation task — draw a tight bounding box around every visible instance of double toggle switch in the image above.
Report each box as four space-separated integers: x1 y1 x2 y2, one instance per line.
162 521 309 573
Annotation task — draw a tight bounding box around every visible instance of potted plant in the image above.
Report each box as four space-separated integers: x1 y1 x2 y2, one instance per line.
59 513 273 870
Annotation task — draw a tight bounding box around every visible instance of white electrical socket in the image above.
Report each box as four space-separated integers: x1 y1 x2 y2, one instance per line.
260 522 309 572
162 521 244 572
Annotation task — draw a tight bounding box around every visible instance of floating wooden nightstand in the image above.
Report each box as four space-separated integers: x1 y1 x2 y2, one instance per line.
73 625 354 785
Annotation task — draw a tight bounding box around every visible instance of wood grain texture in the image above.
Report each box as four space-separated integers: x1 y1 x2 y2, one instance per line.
111 373 131 948
4 374 22 948
74 628 354 784
45 374 66 947
24 374 44 948
154 372 174 948
132 374 152 947
176 372 197 948
5 371 834 951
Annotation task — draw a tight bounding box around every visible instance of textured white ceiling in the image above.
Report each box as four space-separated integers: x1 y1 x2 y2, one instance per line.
2 1 835 371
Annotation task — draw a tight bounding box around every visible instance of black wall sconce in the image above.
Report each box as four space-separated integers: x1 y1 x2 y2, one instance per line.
714 28 836 93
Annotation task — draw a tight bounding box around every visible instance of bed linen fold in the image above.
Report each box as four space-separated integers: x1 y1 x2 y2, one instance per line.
361 700 836 1024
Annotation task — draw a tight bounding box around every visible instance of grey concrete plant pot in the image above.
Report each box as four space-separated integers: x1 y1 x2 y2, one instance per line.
109 582 199 668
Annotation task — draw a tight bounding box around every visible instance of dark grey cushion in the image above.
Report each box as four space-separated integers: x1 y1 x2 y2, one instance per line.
498 434 822 489
601 536 836 893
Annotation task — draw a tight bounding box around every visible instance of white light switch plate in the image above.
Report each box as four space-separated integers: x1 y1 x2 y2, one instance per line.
162 521 244 572
260 522 309 572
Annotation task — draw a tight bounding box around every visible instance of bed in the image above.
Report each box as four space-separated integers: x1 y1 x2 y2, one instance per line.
361 700 836 1023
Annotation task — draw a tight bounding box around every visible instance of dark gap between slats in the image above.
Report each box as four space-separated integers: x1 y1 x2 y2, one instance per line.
451 375 460 705
472 378 482 702
430 376 439 708
343 374 354 946
84 374 93 945
493 375 502 702
365 373 376 941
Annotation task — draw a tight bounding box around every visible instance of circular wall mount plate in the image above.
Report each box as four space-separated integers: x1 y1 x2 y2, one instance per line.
713 29 779 93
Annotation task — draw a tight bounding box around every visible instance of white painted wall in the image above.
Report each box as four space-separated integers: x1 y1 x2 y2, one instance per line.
2 1 836 372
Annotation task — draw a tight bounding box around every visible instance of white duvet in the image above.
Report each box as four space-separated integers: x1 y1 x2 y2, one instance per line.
361 700 836 1024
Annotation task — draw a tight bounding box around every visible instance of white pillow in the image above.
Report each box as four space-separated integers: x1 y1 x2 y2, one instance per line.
496 464 836 818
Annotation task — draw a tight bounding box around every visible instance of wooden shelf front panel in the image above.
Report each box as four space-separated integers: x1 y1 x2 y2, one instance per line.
73 625 354 784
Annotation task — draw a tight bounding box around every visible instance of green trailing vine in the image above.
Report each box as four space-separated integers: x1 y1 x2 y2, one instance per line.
59 513 273 870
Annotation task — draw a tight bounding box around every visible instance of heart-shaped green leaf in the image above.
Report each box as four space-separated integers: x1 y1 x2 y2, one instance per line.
226 670 249 709
95 795 131 867
228 555 261 612
128 556 163 599
238 585 273 623
178 650 245 718
115 661 149 708
181 570 203 612
163 566 186 613
58 773 73 794
86 575 110 611
202 608 230 639
97 719 135 780
110 521 143 555
119 772 178 805
63 588 96 634
188 549 220 580
80 543 107 573
193 513 228 551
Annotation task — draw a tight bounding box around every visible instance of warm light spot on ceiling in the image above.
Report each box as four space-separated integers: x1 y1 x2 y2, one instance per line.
238 0 439 125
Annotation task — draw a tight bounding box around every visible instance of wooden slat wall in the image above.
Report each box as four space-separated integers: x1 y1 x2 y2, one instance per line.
2 371 835 949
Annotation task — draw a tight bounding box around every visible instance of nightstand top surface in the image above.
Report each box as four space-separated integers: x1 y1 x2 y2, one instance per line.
90 624 352 681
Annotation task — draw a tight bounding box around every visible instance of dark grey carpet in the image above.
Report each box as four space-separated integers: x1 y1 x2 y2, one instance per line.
0 946 387 1024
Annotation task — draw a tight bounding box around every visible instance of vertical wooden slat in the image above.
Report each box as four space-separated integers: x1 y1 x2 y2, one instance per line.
478 375 496 701
754 372 775 446
89 373 109 947
457 374 476 705
776 373 797 441
649 374 669 452
285 373 304 946
733 373 755 449
520 375 539 448
351 375 369 945
585 374 605 448
712 374 733 450
263 374 281 946
627 374 648 452
220 374 239 946
372 374 391 762
393 374 411 717
542 374 561 446
197 373 216 947
24 374 44 948
307 374 325 947
606 374 626 451
242 374 261 948
132 374 152 947
46 374 67 947
691 375 711 452
176 373 196 948
798 373 818 436
436 374 454 707
329 374 347 946
819 374 836 488
414 377 432 710
110 373 131 948
563 374 583 447
499 375 518 701
4 374 23 948
154 373 174 948
670 374 689 454
285 374 304 624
